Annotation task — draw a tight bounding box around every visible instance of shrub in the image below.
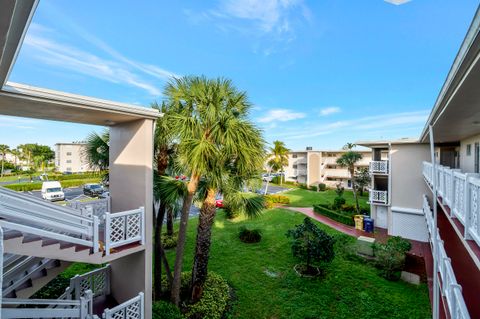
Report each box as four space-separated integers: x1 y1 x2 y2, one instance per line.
264 194 290 208
318 183 327 191
4 178 101 192
286 218 335 273
224 207 240 219
335 183 345 197
340 204 356 213
332 196 346 210
313 205 355 226
238 226 262 243
309 185 318 192
374 236 412 281
153 301 185 319
298 183 308 190
271 176 281 184
162 233 178 249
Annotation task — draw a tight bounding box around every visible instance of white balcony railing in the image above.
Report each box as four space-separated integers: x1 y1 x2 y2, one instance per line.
369 160 389 174
422 161 480 247
369 189 388 205
423 196 470 319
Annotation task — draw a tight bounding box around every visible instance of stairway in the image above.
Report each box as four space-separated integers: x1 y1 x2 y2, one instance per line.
0 187 145 263
3 254 70 298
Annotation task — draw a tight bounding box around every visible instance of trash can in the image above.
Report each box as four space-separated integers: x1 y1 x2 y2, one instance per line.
354 215 364 230
363 217 374 233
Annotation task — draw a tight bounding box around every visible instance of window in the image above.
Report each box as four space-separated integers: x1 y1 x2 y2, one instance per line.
467 144 472 156
66 167 72 171
293 164 297 169
66 160 72 164
292 154 297 158
66 152 72 156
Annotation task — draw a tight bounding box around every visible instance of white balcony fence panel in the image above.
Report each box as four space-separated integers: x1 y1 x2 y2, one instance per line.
369 189 388 204
103 292 144 319
422 195 470 319
104 207 145 255
452 172 467 224
69 265 111 300
369 161 389 174
467 177 480 246
67 198 110 219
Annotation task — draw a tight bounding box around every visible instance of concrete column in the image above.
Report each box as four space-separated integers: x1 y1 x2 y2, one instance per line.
109 118 154 319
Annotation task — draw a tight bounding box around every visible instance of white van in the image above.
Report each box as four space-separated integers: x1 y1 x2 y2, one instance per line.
41 181 65 201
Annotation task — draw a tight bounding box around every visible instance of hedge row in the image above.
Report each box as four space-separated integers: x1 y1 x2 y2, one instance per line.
313 204 355 226
4 178 101 192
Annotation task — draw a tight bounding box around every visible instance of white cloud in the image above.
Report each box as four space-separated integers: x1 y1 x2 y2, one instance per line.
0 116 38 129
271 110 429 140
320 106 341 116
257 108 306 123
384 0 412 5
22 23 179 96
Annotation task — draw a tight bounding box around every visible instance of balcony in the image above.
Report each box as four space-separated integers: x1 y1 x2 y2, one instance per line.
296 158 307 164
369 189 388 205
296 169 307 176
369 160 389 175
324 169 350 178
422 196 470 319
422 161 480 248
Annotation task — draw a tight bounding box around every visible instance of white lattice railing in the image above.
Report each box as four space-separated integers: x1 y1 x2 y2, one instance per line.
104 208 145 255
422 161 480 247
66 265 111 300
369 160 389 174
422 196 470 319
104 292 144 319
369 189 388 205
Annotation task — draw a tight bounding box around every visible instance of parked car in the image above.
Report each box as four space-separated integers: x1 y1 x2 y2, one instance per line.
215 199 224 208
99 191 110 199
83 183 104 197
41 181 65 202
262 174 273 182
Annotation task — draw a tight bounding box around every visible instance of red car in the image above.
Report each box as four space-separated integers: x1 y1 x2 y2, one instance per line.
215 199 224 208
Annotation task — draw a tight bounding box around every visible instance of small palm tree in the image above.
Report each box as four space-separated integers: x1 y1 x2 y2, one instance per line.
83 130 109 180
0 144 10 177
336 143 363 213
267 140 289 185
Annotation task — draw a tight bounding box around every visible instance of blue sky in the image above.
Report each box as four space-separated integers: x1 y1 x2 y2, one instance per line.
2 0 479 150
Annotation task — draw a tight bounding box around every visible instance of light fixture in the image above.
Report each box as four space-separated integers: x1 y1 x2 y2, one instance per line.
105 120 116 126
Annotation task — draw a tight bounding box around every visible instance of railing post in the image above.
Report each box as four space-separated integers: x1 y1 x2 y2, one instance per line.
464 175 473 240
0 227 3 315
105 212 111 256
105 264 111 296
93 215 99 253
140 292 145 319
140 206 145 245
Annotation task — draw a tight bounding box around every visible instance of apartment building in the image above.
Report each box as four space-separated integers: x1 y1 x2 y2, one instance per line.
284 148 374 188
0 2 159 318
55 142 93 173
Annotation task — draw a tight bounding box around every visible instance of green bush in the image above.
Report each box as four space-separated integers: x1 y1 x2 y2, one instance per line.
238 226 262 243
162 233 178 249
298 183 308 190
340 204 356 213
271 176 281 184
318 183 326 191
153 300 185 319
264 194 290 208
224 207 240 219
332 196 346 210
309 185 318 192
313 205 355 226
373 236 412 281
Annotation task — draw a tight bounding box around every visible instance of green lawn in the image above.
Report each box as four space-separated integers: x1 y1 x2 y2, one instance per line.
284 188 370 209
165 209 431 319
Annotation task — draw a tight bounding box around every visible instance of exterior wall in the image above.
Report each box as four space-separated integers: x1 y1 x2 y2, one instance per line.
283 150 372 188
109 119 154 319
55 143 92 173
388 143 430 241
459 133 480 173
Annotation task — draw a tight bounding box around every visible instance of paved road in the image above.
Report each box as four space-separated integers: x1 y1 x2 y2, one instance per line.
25 187 85 201
260 183 290 195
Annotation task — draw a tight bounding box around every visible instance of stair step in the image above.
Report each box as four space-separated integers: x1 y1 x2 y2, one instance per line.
3 230 23 240
42 239 60 247
75 245 90 253
59 242 75 250
22 235 42 244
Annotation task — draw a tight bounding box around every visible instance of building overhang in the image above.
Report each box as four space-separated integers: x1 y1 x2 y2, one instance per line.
0 0 162 126
420 6 480 143
357 138 422 149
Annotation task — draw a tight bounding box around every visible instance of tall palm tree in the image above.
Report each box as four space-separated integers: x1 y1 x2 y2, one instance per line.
267 140 289 185
0 144 10 177
10 148 20 169
165 75 265 305
336 143 363 213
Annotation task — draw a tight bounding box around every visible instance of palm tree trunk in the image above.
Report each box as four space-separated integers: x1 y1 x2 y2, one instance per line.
190 188 217 302
1 157 4 177
350 166 360 214
171 174 200 306
166 207 174 236
154 201 167 300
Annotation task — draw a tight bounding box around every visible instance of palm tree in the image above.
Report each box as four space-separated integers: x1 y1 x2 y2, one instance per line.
336 143 363 213
10 148 20 169
0 144 10 177
165 75 265 305
83 130 110 171
267 140 289 185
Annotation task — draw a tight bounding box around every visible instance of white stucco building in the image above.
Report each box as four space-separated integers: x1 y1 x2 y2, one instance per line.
55 142 93 173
